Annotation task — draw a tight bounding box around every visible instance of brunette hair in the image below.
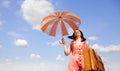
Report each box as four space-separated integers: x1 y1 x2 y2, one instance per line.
68 29 86 42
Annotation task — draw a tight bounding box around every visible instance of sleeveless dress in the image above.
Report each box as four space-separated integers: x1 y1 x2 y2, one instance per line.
67 40 88 71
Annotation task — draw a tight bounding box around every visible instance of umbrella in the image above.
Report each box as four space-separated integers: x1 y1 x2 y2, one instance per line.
40 10 81 37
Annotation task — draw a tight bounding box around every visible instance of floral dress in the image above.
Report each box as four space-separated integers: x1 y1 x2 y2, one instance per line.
67 40 88 71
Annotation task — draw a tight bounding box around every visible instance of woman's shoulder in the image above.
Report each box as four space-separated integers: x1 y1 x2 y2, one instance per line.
69 40 75 46
83 40 89 45
85 40 88 43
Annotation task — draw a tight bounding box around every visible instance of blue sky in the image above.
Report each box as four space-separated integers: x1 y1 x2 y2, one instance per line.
0 0 120 71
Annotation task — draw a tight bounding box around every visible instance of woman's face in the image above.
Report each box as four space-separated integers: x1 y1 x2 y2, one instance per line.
74 30 81 37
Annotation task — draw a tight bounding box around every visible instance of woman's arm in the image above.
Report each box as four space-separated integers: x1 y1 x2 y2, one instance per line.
61 38 71 56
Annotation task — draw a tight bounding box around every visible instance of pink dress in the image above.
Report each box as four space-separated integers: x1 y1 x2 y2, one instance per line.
67 40 88 71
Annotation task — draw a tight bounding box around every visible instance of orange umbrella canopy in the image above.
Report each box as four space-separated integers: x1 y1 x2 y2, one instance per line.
40 10 81 37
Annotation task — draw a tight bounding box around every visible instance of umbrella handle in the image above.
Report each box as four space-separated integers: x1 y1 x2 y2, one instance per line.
60 37 66 45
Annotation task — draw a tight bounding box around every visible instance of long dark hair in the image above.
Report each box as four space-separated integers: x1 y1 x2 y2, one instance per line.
68 29 86 42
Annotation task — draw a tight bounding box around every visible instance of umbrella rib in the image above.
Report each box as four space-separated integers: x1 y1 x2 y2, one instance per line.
41 19 55 32
41 15 55 23
49 21 59 36
55 11 60 17
61 10 70 16
64 15 81 23
60 20 68 36
63 19 79 31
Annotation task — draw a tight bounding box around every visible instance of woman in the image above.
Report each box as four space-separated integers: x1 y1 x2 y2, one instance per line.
61 29 89 71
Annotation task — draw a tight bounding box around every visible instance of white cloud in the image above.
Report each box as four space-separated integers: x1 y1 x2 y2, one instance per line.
101 57 110 63
30 53 41 59
1 0 11 8
88 36 98 41
5 59 12 65
14 39 28 47
0 62 66 71
104 62 120 71
15 57 20 60
56 54 65 61
91 44 120 52
47 40 60 46
21 0 54 30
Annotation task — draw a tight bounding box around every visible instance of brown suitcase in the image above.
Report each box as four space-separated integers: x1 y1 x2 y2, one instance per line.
84 48 105 71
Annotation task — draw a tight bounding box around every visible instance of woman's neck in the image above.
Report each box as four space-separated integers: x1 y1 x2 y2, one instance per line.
75 37 82 41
